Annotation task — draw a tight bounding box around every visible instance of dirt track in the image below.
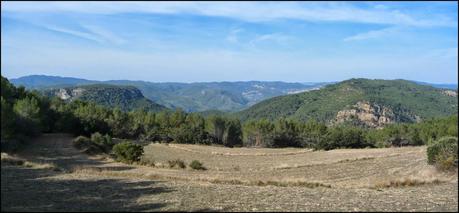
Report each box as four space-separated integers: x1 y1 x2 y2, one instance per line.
1 134 458 212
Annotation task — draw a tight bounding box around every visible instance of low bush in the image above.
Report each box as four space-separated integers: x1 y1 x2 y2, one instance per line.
73 136 92 149
90 132 114 152
427 136 458 171
112 141 144 163
73 135 105 155
168 159 186 169
189 160 206 170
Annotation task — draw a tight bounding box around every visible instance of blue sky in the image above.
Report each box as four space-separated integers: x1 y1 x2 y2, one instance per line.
1 1 458 83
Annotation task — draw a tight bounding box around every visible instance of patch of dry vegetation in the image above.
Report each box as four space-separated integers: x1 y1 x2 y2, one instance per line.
371 177 444 189
168 144 311 156
1 152 58 170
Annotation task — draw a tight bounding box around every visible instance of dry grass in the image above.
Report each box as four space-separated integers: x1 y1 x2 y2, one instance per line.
1 152 58 170
69 165 331 188
336 156 375 163
2 134 458 212
168 143 312 156
371 177 444 189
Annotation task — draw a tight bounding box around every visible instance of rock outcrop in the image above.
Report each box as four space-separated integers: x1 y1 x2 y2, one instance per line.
55 88 85 101
442 90 457 97
334 101 396 128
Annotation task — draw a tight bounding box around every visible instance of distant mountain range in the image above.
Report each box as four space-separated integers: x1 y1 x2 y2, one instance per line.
236 78 458 128
10 75 458 124
11 75 330 112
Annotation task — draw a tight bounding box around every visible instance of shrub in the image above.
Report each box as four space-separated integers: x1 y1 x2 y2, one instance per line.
91 132 104 145
427 136 458 171
73 135 106 155
90 132 114 152
168 159 186 169
189 160 206 170
112 141 144 163
73 136 92 149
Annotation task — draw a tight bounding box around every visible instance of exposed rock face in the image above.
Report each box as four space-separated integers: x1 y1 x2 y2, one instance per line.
55 88 85 101
56 88 71 100
442 90 457 97
334 101 396 128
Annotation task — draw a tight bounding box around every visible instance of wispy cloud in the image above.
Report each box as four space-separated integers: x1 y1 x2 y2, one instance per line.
82 25 126 45
40 23 126 45
3 2 456 28
424 47 458 59
43 25 105 43
226 28 243 43
2 2 457 83
249 33 294 47
343 27 400 42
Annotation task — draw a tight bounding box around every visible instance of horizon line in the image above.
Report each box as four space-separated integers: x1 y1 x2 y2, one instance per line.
6 74 459 85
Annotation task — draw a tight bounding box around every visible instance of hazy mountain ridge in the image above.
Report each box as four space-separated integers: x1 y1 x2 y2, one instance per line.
11 75 329 112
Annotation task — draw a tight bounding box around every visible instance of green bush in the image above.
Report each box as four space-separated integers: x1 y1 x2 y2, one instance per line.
112 141 144 163
189 160 206 170
73 135 106 155
90 132 113 152
427 136 458 170
168 159 186 169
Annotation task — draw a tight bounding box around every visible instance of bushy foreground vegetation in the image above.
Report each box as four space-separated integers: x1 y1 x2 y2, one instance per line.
112 141 144 163
189 160 206 170
1 75 457 154
427 137 458 170
73 132 114 155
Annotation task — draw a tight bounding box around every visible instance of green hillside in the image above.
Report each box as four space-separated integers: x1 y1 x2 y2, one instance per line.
237 78 458 125
42 84 167 112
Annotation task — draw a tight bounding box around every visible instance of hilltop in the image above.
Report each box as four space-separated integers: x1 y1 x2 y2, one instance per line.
237 78 458 127
42 84 167 112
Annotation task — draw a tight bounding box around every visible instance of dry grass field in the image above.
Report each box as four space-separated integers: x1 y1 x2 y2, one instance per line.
2 134 458 212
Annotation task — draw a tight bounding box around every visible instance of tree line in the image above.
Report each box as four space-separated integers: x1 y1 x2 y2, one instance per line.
1 76 457 152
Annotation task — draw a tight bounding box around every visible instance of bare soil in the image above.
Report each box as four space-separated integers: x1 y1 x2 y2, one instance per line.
1 134 457 212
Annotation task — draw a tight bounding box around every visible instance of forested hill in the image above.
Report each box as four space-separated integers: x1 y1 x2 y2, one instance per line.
236 78 458 127
42 84 167 112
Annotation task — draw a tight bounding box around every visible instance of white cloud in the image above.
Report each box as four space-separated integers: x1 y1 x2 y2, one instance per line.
226 28 243 43
343 27 400 42
249 33 294 47
2 2 456 28
42 25 104 43
82 25 126 45
39 23 126 45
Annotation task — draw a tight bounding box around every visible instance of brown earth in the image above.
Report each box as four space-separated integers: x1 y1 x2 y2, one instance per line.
1 133 457 212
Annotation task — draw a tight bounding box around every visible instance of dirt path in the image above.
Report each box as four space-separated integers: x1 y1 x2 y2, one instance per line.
2 134 458 212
